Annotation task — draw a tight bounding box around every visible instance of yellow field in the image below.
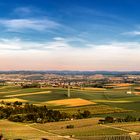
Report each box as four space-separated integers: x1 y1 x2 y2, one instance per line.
134 87 140 90
5 91 51 98
0 98 28 103
83 87 106 91
104 83 132 88
44 98 96 107
133 92 140 95
114 87 130 90
93 99 132 103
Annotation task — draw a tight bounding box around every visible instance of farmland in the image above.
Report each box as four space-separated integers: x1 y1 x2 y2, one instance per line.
0 84 140 139
0 85 140 116
1 117 140 140
0 118 140 140
31 117 127 137
45 98 95 107
0 120 66 140
21 118 140 139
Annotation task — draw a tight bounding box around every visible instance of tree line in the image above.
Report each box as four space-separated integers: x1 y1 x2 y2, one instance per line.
0 102 91 123
99 115 140 124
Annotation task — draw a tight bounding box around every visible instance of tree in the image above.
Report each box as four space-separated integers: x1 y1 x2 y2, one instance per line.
82 110 91 118
125 115 136 122
105 116 114 123
14 101 22 106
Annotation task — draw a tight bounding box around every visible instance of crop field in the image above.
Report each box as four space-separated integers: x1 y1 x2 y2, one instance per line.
44 98 95 107
0 120 65 140
0 85 140 139
104 83 132 88
133 92 140 95
108 122 140 133
57 105 129 115
0 98 28 103
0 118 140 139
82 87 106 91
134 87 140 90
107 83 132 86
0 85 139 116
31 118 129 137
5 91 51 97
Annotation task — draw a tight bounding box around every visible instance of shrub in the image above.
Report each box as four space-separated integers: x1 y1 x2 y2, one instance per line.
124 115 136 122
105 116 114 123
14 101 22 106
66 124 74 129
8 114 25 122
82 110 91 118
21 83 41 88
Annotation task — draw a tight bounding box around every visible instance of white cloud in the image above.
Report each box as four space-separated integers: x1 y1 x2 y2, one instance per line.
0 18 60 31
53 37 65 41
122 31 140 36
87 41 140 50
0 37 71 51
0 37 140 52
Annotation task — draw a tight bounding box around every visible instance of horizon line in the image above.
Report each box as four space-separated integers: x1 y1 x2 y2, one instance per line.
0 70 140 72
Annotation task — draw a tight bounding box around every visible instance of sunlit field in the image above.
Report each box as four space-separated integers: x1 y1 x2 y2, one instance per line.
0 85 140 118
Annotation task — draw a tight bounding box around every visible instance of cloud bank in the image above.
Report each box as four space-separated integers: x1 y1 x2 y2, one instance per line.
0 37 140 70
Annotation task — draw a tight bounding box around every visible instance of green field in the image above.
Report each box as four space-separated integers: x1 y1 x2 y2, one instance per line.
108 122 140 133
0 118 140 140
0 118 140 139
0 85 140 139
0 85 139 116
31 118 126 137
27 118 140 139
0 120 66 140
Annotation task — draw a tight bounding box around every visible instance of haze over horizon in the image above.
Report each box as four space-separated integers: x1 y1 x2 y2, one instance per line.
0 0 140 71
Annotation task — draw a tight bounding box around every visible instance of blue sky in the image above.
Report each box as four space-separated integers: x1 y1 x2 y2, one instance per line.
0 0 140 71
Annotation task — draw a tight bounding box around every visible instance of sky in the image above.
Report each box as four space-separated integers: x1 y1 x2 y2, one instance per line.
0 0 140 71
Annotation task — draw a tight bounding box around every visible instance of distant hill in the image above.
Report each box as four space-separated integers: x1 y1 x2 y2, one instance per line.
0 70 140 75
